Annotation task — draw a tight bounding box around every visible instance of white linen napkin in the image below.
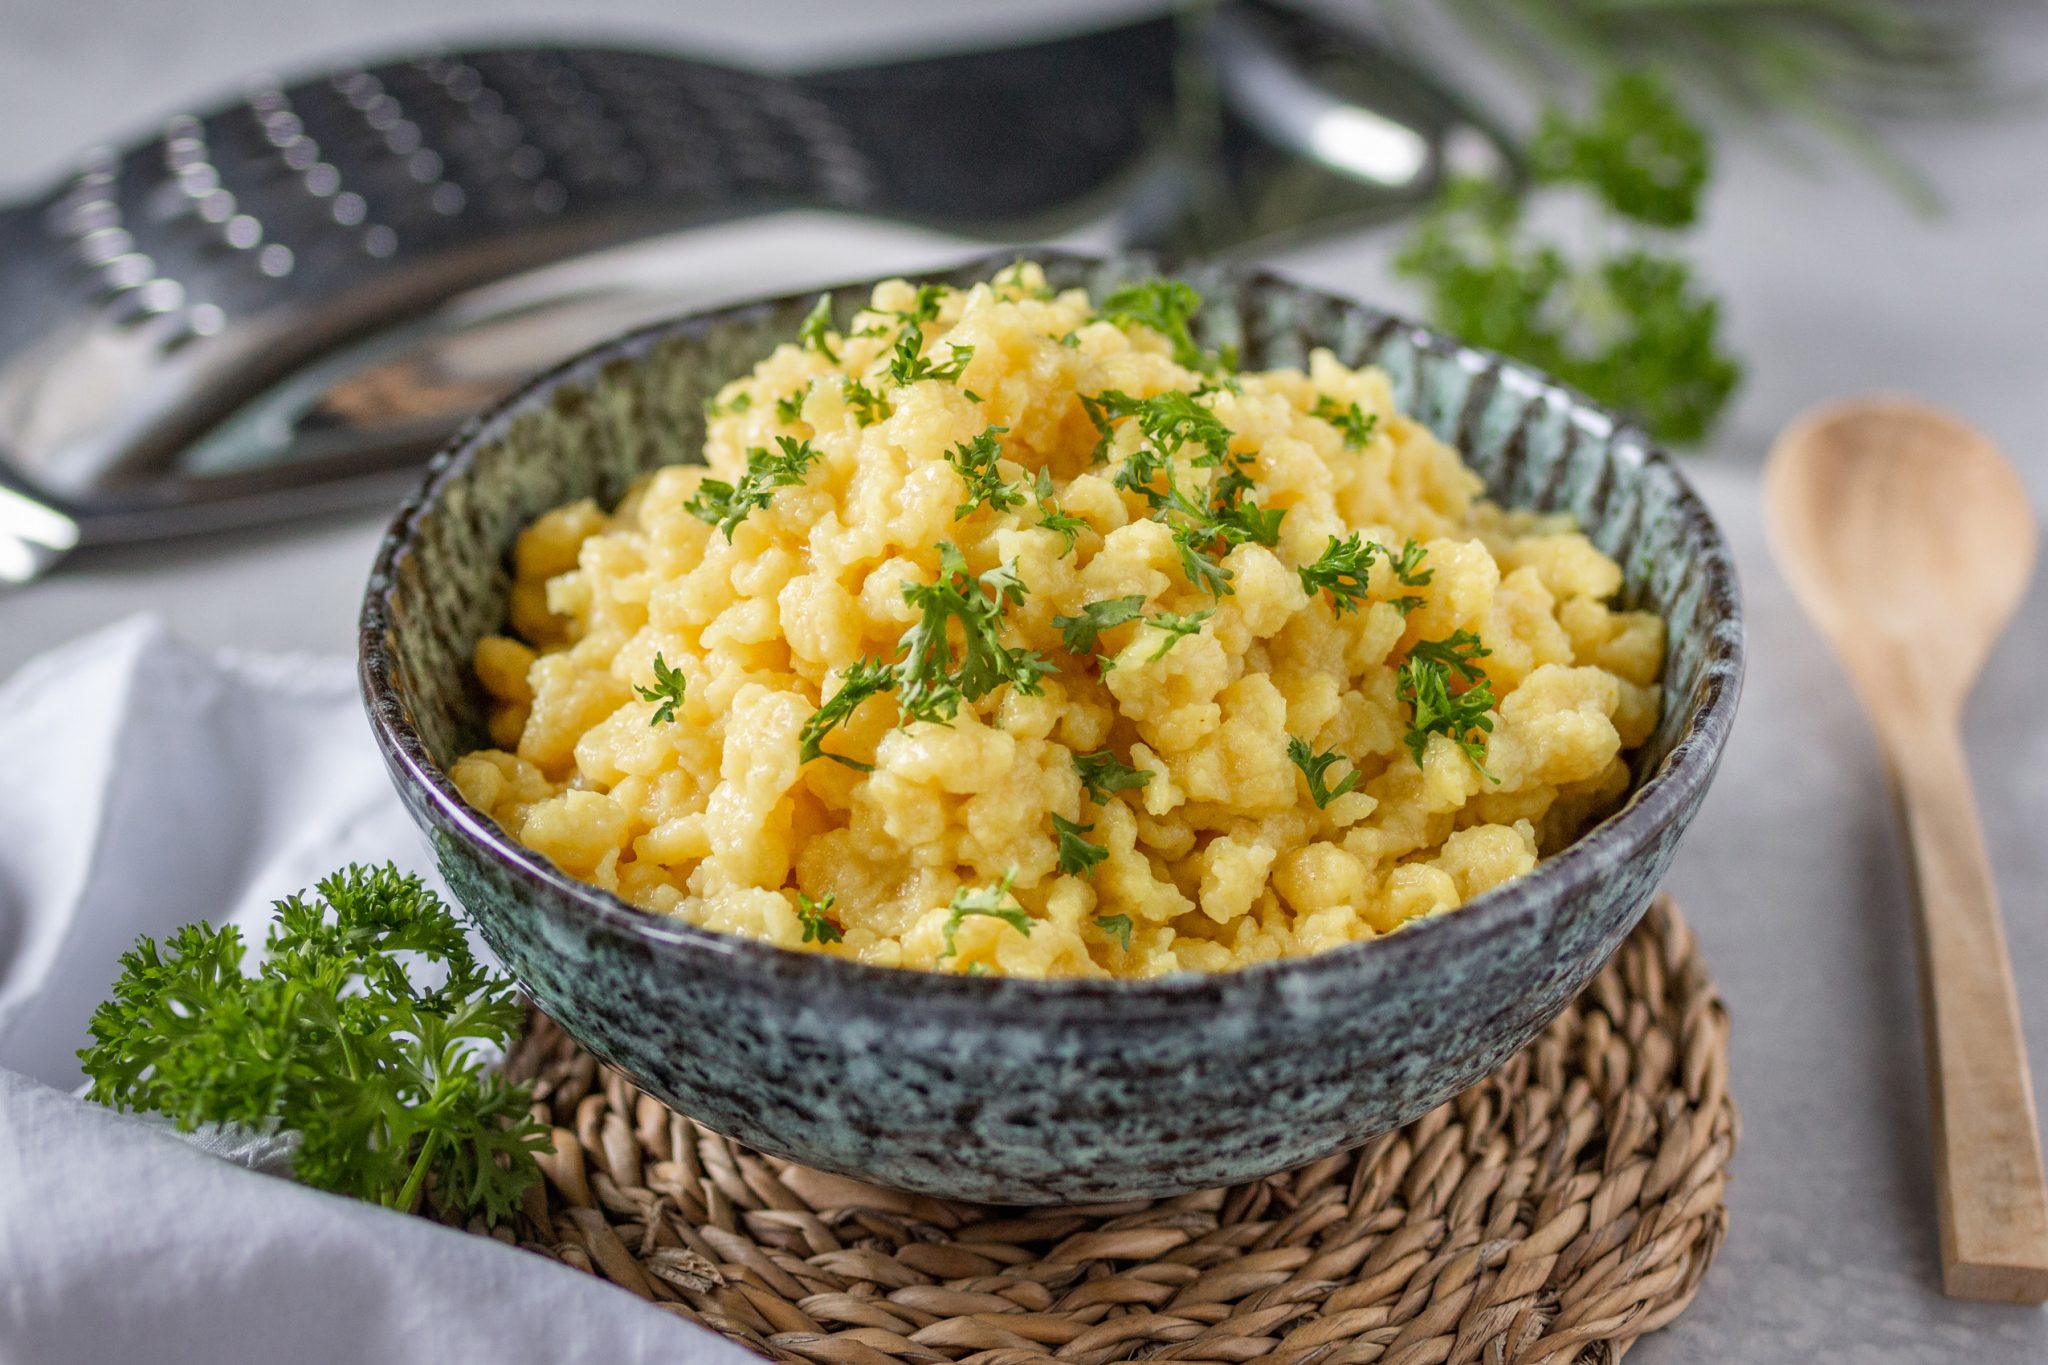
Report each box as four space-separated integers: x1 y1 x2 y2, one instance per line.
0 615 753 1365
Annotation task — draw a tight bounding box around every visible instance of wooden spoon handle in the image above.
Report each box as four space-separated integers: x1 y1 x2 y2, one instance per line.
1889 720 2048 1302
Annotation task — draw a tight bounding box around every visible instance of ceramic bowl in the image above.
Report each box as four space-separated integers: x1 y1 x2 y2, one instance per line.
360 250 1743 1204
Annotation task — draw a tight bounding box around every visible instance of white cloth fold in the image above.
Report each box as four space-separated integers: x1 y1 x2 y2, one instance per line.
0 615 750 1365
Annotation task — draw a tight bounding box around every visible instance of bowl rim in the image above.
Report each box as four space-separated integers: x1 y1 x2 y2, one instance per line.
359 247 1744 1013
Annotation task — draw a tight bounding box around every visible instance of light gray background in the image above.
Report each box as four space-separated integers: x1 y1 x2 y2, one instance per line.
2 2 2046 1361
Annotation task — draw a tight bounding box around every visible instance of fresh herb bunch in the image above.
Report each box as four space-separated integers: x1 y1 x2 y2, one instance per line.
1407 0 1984 207
1395 69 1740 444
79 865 547 1221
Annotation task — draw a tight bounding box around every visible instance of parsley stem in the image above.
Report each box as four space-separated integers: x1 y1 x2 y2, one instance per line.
394 1126 442 1212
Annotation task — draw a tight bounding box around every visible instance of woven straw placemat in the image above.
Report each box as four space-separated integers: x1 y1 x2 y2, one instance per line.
473 895 1735 1365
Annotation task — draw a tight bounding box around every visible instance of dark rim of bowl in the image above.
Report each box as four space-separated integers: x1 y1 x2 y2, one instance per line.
359 247 1744 1012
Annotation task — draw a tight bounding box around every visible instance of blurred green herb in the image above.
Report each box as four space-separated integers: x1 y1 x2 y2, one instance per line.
1396 70 1741 444
797 891 844 945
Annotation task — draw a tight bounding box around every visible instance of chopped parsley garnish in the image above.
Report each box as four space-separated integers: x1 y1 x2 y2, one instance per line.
1094 913 1134 952
886 315 972 386
799 656 897 771
1390 538 1432 615
842 378 892 426
1083 388 1280 597
1095 278 1228 373
796 891 843 944
1397 630 1499 779
685 435 822 539
1172 523 1236 598
1052 595 1146 654
1086 389 1233 468
1052 814 1108 878
1032 468 1085 555
1298 534 1378 616
80 864 547 1220
895 282 946 324
1074 749 1153 804
774 390 806 424
704 390 753 419
1145 608 1213 660
895 544 1056 725
799 293 839 363
1287 736 1364 809
1312 396 1377 448
941 871 1030 958
942 425 1024 518
798 546 1054 766
634 652 687 726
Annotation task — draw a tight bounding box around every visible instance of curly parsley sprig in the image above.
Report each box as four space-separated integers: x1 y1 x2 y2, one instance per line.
1397 630 1499 781
79 865 548 1221
800 546 1054 768
940 871 1031 960
1287 736 1364 810
685 436 822 539
635 652 687 726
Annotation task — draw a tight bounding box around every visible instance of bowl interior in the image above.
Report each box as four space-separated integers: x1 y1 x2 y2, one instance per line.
369 248 1740 943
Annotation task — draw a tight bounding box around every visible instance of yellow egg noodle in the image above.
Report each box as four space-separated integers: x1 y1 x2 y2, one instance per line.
451 265 1663 979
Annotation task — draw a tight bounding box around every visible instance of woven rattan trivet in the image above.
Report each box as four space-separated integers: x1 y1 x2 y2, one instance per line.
473 896 1735 1365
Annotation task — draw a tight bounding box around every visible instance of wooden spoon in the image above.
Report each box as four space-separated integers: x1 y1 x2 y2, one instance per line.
1766 396 2047 1303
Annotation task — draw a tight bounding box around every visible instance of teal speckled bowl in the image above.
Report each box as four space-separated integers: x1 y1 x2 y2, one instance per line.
360 251 1743 1205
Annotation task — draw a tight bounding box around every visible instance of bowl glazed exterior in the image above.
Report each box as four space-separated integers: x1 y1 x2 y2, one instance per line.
361 251 1743 1204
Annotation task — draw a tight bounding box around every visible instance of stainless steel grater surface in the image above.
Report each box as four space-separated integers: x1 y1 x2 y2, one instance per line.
0 1 1506 583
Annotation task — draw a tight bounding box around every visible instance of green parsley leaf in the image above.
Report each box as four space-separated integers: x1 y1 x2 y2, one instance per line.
941 871 1030 957
1397 633 1499 780
1298 534 1378 616
1094 913 1134 952
1389 538 1432 615
685 436 822 539
1172 523 1236 598
797 891 843 944
635 652 687 726
896 283 947 324
1095 278 1227 372
842 378 892 426
1145 608 1213 661
1073 749 1153 804
800 656 897 770
1087 389 1233 469
1052 813 1108 878
774 389 806 424
1311 396 1378 449
1032 468 1085 555
704 390 753 419
887 315 973 386
1287 736 1363 810
942 425 1025 518
79 864 548 1220
1052 594 1147 654
895 544 1056 726
799 293 839 363
1407 628 1491 684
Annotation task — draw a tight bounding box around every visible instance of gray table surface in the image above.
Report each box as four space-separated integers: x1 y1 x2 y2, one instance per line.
3 3 2046 1360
